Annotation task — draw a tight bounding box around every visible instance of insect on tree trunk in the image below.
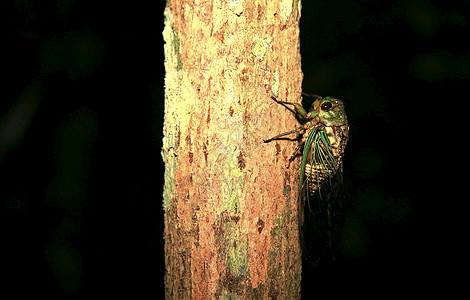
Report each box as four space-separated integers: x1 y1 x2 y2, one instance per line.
162 0 303 298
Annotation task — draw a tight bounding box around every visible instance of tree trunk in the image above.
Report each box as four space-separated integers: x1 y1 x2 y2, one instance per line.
162 0 303 298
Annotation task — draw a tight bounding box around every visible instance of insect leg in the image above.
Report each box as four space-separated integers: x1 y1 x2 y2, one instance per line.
301 92 322 99
270 96 309 120
263 130 297 143
288 143 303 163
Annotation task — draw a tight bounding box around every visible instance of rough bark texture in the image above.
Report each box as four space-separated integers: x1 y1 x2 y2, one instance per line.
162 0 303 298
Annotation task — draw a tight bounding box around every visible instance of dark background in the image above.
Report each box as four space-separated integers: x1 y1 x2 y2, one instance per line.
1 0 465 297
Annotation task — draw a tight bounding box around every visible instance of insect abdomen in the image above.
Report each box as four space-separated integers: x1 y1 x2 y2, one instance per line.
305 163 336 194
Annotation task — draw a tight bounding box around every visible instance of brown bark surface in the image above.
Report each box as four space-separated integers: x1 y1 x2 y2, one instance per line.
162 1 303 298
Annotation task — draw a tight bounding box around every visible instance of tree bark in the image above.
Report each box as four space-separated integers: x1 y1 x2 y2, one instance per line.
162 0 303 298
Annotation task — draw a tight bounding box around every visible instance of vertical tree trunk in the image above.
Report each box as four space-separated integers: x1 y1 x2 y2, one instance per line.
162 0 303 298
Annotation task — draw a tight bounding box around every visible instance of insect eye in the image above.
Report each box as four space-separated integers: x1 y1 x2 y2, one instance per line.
321 102 333 111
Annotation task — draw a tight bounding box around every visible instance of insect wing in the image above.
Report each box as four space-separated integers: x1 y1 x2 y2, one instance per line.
300 126 346 266
299 126 318 196
301 163 346 266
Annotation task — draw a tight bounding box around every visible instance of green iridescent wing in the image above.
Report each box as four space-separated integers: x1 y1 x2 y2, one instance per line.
298 125 341 224
299 126 318 196
299 128 346 266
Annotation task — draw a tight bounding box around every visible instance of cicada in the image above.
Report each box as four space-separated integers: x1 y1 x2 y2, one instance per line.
264 94 349 264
